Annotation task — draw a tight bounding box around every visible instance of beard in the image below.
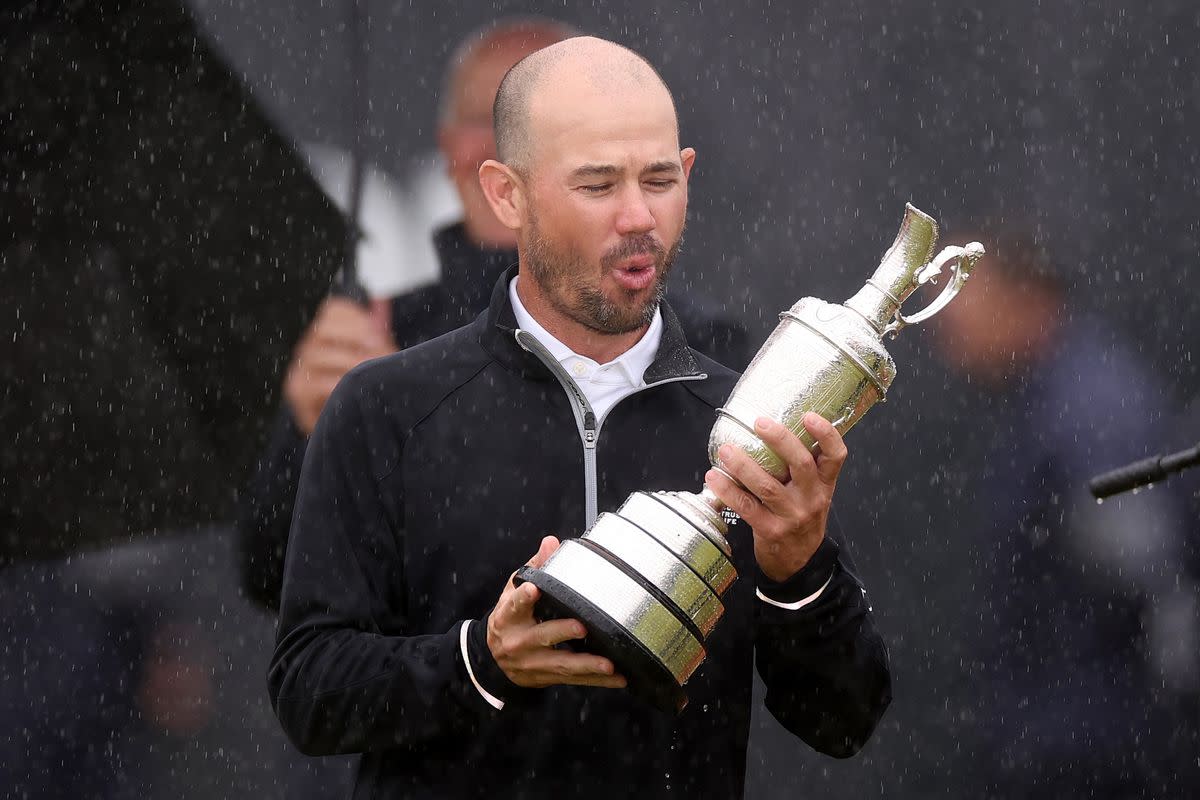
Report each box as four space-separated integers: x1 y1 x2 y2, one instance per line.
524 210 683 336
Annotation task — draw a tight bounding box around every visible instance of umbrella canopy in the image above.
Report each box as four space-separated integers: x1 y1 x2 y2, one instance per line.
1 0 347 562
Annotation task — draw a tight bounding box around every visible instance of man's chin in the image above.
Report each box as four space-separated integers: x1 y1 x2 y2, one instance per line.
597 297 661 335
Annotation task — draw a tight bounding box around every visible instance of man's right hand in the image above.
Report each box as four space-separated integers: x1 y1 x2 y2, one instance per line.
487 536 627 690
283 296 396 435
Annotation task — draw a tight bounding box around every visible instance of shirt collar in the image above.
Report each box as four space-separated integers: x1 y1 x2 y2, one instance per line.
508 275 663 388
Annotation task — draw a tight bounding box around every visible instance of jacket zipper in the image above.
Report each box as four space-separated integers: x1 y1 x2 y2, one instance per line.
514 329 707 529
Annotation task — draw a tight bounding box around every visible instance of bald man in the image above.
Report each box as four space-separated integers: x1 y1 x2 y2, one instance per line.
241 21 746 612
270 37 889 798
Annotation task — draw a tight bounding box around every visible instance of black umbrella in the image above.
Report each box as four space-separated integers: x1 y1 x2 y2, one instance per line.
0 0 349 562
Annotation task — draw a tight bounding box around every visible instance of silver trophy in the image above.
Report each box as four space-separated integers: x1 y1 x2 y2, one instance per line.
516 204 985 712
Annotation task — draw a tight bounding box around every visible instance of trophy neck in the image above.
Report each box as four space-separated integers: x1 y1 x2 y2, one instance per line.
843 204 938 335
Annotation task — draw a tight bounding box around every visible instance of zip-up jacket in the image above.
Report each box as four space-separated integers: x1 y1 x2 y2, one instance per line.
239 223 749 611
269 267 891 798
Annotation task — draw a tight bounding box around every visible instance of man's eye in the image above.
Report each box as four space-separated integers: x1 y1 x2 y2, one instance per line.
580 184 612 194
645 179 676 190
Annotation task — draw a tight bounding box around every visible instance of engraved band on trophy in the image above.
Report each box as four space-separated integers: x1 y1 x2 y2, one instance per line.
516 204 985 712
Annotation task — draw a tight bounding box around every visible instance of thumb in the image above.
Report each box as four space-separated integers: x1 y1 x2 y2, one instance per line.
367 297 392 337
527 535 561 570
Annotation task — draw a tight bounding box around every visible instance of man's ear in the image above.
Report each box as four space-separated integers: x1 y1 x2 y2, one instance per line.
680 147 697 182
478 160 524 231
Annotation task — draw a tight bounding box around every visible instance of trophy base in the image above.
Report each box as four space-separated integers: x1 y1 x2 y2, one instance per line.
515 565 688 714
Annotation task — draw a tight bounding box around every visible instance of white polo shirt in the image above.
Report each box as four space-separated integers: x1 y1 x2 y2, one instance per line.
509 276 663 424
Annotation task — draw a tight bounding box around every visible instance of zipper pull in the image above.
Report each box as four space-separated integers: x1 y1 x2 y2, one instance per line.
584 410 597 448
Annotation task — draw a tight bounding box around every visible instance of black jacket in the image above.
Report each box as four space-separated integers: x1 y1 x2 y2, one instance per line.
239 223 748 610
268 266 891 798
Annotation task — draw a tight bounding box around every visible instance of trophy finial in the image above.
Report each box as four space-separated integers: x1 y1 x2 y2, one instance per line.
843 204 939 334
881 240 985 338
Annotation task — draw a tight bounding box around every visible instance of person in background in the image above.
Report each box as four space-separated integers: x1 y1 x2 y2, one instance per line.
931 221 1197 797
240 18 747 611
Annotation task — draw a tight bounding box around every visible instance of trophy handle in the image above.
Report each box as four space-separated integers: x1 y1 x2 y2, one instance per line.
882 242 985 338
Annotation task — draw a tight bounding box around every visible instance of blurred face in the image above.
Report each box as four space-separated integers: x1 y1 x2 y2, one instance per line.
439 44 536 248
519 81 694 335
932 259 1059 382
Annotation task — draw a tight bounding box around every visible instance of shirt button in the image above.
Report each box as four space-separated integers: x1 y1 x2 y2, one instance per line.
571 362 588 377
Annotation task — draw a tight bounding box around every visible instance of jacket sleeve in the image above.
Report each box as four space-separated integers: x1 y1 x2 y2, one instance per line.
267 375 497 756
237 407 308 611
753 522 892 758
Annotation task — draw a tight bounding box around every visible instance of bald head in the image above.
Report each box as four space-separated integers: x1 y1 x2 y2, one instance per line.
436 18 575 248
476 36 695 362
494 36 678 172
439 18 576 126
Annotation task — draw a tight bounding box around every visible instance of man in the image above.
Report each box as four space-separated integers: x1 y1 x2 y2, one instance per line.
269 37 889 797
930 223 1195 796
240 21 746 610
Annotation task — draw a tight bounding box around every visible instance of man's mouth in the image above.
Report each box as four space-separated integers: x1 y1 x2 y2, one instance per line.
611 254 658 290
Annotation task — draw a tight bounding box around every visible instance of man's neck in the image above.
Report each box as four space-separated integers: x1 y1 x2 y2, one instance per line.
514 275 649 364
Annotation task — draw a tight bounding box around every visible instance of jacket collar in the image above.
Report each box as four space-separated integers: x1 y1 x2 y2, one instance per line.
479 264 706 383
432 222 517 313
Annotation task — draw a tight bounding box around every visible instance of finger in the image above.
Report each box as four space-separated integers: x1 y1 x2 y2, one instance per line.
714 443 798 518
307 377 342 406
532 670 628 690
367 297 393 340
561 674 628 689
496 580 539 626
527 536 561 570
522 650 625 685
495 537 560 626
363 341 398 361
312 303 381 349
530 618 587 647
704 464 771 529
753 416 816 483
297 348 369 379
318 296 374 324
309 327 382 356
802 412 848 482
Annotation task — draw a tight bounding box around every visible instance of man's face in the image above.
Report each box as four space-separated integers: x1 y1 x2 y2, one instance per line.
524 202 682 335
519 82 694 335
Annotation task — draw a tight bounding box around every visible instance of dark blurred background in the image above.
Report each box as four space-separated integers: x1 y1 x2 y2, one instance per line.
3 0 1198 797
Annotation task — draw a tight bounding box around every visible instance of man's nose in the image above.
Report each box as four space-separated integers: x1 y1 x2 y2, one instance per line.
614 185 656 235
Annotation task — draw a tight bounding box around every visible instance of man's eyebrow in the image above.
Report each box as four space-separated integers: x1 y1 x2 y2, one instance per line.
569 164 621 180
642 161 681 176
568 161 682 181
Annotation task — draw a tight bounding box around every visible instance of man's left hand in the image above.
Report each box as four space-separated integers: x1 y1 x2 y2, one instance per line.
704 412 847 582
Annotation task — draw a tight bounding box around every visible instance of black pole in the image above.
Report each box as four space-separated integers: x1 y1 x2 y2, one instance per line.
1088 442 1200 499
332 0 369 304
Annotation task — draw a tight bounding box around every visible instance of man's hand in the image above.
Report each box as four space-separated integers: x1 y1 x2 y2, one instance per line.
487 536 627 689
283 297 396 434
704 413 848 582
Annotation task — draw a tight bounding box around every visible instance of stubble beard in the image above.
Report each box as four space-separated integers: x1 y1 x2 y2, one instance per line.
524 209 683 336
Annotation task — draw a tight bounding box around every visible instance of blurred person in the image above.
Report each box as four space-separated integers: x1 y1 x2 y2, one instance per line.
238 18 569 611
239 17 748 612
240 22 580 798
0 544 221 799
267 36 890 798
931 222 1196 796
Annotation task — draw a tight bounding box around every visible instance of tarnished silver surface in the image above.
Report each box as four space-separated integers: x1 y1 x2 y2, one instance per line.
528 204 984 709
584 513 725 636
540 539 706 685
